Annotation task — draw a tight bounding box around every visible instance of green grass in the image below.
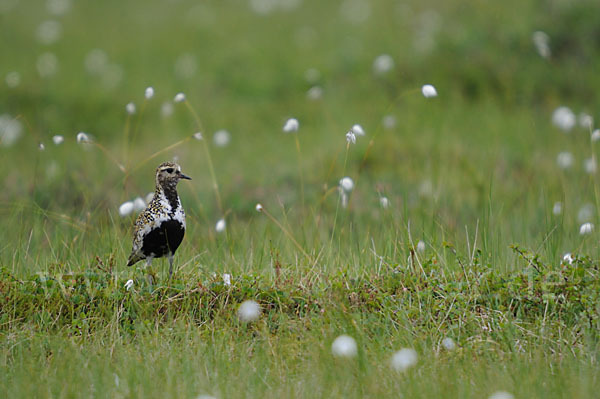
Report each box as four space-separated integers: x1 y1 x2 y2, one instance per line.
2 0 600 397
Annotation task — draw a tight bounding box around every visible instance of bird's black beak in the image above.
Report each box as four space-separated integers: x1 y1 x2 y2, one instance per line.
179 171 192 180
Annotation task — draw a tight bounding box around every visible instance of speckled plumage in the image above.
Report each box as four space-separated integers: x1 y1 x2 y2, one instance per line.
127 162 191 275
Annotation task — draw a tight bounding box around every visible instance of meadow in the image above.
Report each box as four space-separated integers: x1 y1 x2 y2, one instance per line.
1 0 600 397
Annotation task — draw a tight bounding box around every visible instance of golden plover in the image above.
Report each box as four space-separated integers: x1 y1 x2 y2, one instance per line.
127 161 191 276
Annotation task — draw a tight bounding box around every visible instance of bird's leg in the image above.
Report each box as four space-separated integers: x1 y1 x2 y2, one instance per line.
168 253 174 278
145 257 155 287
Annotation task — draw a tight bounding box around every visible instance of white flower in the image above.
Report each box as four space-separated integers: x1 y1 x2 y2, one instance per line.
193 132 203 140
382 115 396 130
38 143 45 151
488 391 514 399
578 203 594 223
5 71 20 88
125 102 136 115
174 92 186 103
562 253 574 265
223 273 231 286
47 0 72 16
119 201 134 217
416 240 425 253
579 113 593 129
390 348 418 372
213 129 231 147
592 129 600 142
84 49 108 75
215 218 226 233
283 118 299 133
556 151 573 169
161 102 174 118
52 135 64 145
237 300 261 322
351 124 365 136
532 31 551 59
373 54 394 74
255 203 263 212
132 197 146 212
380 196 389 209
36 20 62 45
552 201 562 216
76 132 90 143
339 177 354 192
552 106 576 132
421 84 437 98
345 130 356 144
145 192 154 204
580 222 594 235
37 52 59 78
124 279 134 291
331 335 358 358
441 337 456 351
584 158 597 174
306 85 323 100
0 114 23 147
144 86 154 99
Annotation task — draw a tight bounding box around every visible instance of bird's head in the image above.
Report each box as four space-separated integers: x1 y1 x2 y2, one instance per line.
155 161 191 190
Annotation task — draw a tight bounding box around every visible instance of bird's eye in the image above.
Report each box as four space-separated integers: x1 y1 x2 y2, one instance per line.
165 168 174 173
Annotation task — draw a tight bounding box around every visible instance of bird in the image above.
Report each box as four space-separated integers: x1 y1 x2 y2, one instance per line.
127 161 191 278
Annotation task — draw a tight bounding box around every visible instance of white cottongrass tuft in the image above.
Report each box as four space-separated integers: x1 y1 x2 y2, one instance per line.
562 253 574 265
47 0 72 16
223 273 231 286
339 177 354 192
52 135 64 145
556 152 573 169
193 132 203 140
37 52 59 77
592 129 600 142
145 192 154 204
255 203 263 212
5 71 20 88
174 92 186 103
577 203 594 223
579 113 593 129
532 31 551 59
124 279 134 291
213 130 231 147
125 102 136 115
36 20 62 45
351 124 365 136
552 106 576 132
119 201 134 217
380 196 389 209
76 132 90 143
215 218 226 233
145 86 154 99
584 158 597 174
0 114 23 147
552 201 562 216
331 335 358 358
416 240 425 253
390 348 418 372
382 115 396 130
283 118 299 133
373 54 394 74
39 143 45 151
421 84 438 98
306 85 323 100
441 337 456 351
132 197 146 212
237 300 261 322
488 391 514 399
346 130 356 144
161 102 174 118
579 222 594 235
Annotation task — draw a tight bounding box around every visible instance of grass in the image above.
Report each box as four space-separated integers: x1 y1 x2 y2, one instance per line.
1 0 600 397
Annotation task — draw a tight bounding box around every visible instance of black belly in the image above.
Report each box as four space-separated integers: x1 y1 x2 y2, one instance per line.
141 220 185 259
